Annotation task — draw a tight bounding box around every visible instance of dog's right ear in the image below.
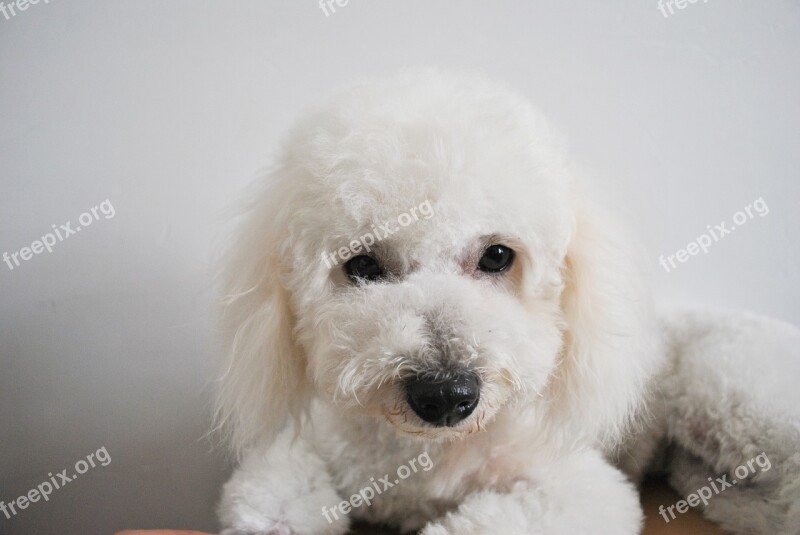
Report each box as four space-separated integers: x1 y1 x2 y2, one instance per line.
553 188 657 446
213 171 308 457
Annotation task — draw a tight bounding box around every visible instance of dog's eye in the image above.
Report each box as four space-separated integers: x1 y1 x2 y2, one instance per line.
478 245 515 273
344 255 384 282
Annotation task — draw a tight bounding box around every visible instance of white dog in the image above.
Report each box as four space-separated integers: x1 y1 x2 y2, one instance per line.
214 69 800 534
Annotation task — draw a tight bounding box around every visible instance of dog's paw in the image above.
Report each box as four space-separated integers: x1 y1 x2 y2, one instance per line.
419 525 451 535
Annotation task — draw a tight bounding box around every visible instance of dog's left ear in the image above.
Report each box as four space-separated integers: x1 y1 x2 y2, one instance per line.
552 193 658 444
213 171 310 457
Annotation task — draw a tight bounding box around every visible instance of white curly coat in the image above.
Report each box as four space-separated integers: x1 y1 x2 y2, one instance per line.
214 70 800 535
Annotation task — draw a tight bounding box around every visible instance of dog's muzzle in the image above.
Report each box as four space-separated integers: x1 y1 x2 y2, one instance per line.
405 371 480 427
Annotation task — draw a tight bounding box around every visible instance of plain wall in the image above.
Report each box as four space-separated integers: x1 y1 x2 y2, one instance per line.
1 1 798 533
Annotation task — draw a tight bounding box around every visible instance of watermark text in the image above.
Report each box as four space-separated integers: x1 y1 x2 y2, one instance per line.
321 199 434 269
659 451 771 523
659 197 769 273
1 446 111 521
321 451 433 523
3 199 116 272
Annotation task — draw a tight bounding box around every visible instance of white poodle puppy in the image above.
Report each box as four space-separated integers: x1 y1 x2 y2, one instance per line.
213 69 798 534
214 69 658 534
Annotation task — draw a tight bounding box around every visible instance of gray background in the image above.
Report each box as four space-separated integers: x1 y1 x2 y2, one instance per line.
1 1 798 534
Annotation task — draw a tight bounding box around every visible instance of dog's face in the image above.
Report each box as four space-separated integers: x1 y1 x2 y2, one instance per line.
286 115 572 441
217 71 656 452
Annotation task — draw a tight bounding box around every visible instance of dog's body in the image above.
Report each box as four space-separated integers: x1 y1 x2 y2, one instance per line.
618 308 800 535
215 70 799 534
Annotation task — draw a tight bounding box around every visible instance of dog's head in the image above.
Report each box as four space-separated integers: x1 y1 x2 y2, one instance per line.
215 70 656 453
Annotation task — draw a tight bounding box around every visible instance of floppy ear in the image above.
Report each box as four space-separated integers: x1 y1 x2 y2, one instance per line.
213 172 309 457
553 192 658 446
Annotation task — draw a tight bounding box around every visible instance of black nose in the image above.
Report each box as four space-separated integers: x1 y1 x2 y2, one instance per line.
405 372 480 427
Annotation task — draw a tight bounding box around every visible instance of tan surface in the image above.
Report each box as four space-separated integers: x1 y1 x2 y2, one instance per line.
640 478 727 535
116 480 726 534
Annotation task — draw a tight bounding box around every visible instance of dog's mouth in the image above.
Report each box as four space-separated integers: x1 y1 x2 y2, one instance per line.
383 402 488 441
381 369 492 440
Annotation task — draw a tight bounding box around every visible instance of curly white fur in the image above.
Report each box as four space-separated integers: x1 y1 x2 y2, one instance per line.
212 69 797 534
211 69 657 534
617 308 800 535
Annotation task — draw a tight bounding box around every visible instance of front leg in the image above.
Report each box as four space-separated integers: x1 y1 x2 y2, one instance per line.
218 430 349 535
421 449 642 535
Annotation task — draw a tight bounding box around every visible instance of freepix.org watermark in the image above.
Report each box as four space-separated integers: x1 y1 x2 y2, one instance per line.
321 199 434 269
319 0 349 17
321 451 434 523
659 197 769 273
1 446 111 521
659 451 771 523
0 0 50 22
2 199 116 271
657 0 709 18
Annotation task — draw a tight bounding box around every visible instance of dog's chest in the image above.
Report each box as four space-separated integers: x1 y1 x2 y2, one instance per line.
312 415 522 529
